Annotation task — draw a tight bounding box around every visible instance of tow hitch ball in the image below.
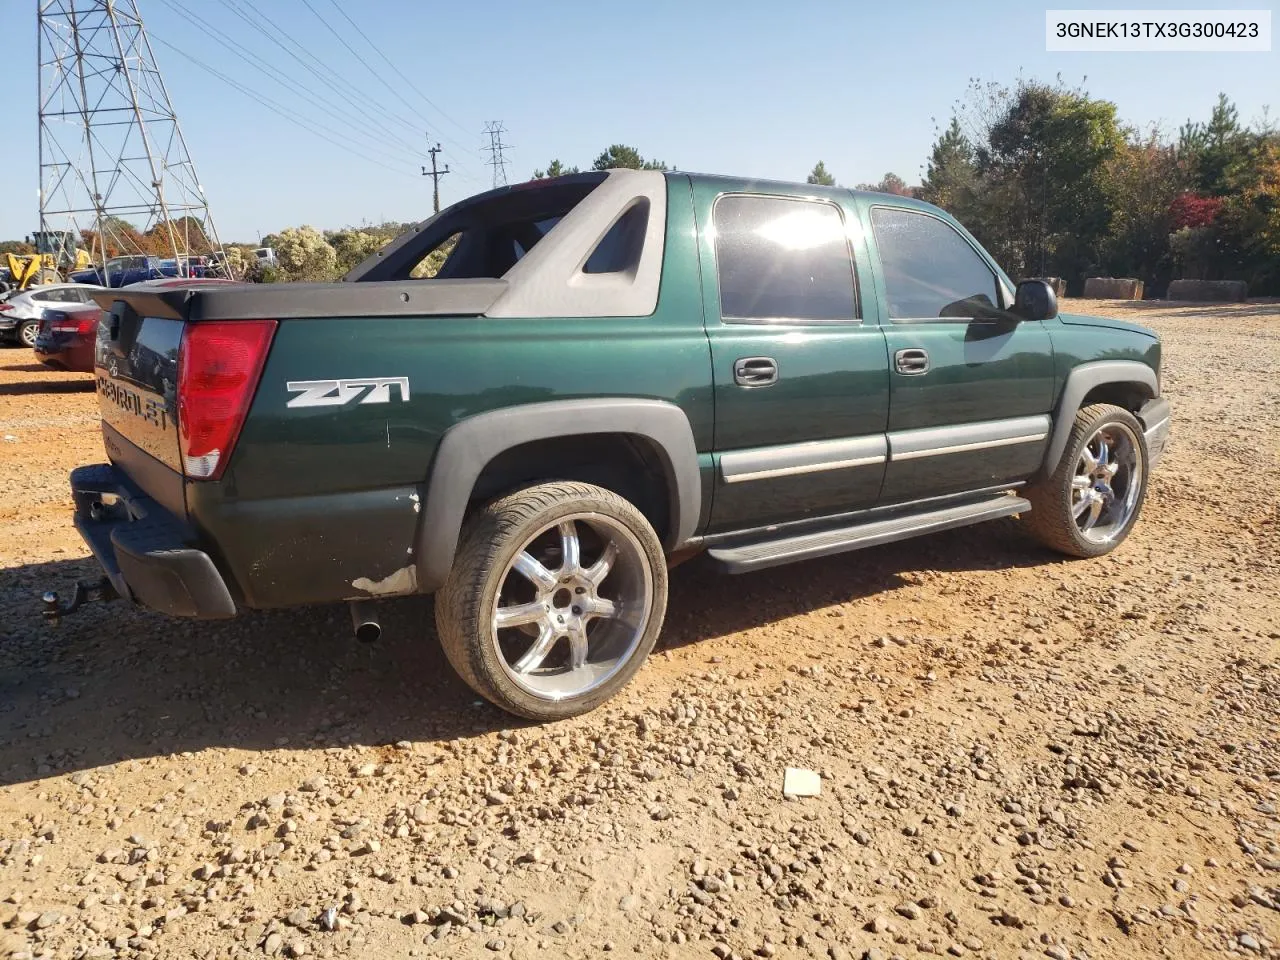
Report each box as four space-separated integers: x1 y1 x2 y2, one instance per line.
42 577 117 625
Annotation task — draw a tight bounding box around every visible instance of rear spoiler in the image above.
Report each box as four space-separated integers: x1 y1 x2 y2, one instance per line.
90 278 509 322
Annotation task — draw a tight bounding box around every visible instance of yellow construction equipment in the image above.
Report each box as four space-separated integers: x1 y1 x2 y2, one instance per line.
4 253 58 290
3 247 90 291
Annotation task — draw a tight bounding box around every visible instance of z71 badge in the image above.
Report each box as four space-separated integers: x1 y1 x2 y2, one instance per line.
286 377 411 408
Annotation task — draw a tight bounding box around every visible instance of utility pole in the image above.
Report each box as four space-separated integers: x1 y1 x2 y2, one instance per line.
421 141 449 214
37 0 228 277
482 121 511 188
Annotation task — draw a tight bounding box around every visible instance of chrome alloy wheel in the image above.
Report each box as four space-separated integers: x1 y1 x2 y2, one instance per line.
19 322 38 348
490 513 653 701
1071 421 1143 544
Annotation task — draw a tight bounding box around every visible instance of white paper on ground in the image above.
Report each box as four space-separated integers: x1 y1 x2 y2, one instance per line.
783 767 821 798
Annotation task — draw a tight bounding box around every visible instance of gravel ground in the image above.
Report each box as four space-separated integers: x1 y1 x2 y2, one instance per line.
1 300 1277 960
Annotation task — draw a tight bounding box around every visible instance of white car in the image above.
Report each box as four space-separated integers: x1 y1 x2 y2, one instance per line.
0 283 105 348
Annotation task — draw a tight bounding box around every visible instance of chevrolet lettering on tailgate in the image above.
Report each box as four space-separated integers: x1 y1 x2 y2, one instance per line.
97 375 169 430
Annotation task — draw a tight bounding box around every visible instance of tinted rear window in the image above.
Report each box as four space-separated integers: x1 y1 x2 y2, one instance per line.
713 195 857 322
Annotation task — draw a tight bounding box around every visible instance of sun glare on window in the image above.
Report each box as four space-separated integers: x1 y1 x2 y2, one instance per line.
755 209 845 251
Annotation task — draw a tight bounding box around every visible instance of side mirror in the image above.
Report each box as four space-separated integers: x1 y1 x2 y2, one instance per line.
1013 279 1058 322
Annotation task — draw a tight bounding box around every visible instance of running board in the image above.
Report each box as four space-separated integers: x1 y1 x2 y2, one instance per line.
707 494 1031 574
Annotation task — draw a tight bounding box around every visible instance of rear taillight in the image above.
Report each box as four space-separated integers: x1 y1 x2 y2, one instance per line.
51 311 99 335
177 320 276 480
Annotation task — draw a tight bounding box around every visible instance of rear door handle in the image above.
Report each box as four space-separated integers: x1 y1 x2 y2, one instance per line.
733 356 778 387
894 348 930 376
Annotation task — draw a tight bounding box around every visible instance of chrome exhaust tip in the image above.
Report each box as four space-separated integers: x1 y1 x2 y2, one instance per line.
349 600 381 643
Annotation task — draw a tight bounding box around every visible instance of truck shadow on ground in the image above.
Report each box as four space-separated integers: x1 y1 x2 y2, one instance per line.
0 523 1061 787
0 379 95 396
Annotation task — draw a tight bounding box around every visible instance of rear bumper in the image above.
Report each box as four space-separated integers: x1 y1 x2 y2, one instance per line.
70 463 237 619
34 336 95 372
1138 398 1171 468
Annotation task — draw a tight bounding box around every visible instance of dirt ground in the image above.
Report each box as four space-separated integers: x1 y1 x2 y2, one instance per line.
0 300 1277 960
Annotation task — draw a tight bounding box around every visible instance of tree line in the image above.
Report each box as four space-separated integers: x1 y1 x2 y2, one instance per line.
809 81 1279 296
224 93 1280 295
0 216 217 261
8 95 1274 296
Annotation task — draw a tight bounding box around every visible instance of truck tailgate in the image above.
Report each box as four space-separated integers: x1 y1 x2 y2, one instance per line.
89 278 509 516
92 290 186 510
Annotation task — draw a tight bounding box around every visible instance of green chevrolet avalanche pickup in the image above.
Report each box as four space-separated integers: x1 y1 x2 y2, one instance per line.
54 170 1171 720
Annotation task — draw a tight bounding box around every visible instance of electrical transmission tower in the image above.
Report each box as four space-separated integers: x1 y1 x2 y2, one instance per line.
37 0 228 278
482 121 511 188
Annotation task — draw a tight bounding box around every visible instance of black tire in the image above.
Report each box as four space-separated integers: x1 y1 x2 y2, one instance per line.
18 320 39 349
1022 403 1149 558
435 481 668 721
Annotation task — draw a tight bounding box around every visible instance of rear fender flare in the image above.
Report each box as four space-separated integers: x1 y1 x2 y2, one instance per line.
416 398 701 593
1042 360 1158 475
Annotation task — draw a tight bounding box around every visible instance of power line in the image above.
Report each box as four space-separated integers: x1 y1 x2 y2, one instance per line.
482 121 511 188
216 0 419 135
150 35 420 181
153 0 424 160
297 0 485 173
298 0 465 155
212 0 481 184
321 0 479 149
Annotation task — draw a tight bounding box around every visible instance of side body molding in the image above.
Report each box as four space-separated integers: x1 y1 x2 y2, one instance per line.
1042 360 1159 474
416 398 702 593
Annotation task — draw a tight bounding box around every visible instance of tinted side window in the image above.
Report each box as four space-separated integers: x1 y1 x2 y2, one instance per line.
871 207 1000 320
584 200 648 274
714 196 856 322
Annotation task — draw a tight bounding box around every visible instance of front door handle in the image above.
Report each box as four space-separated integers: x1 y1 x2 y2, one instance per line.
894 348 930 376
733 356 778 387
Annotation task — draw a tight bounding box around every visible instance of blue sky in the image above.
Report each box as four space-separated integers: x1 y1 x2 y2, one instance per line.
4 0 1276 243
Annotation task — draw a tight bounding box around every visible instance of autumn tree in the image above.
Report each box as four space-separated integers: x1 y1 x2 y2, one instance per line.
146 217 213 256
82 216 148 259
1101 132 1185 286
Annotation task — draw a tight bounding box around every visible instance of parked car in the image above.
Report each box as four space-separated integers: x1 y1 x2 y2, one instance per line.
70 255 172 288
0 283 104 347
159 256 216 278
54 170 1170 721
32 301 105 371
33 277 236 373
